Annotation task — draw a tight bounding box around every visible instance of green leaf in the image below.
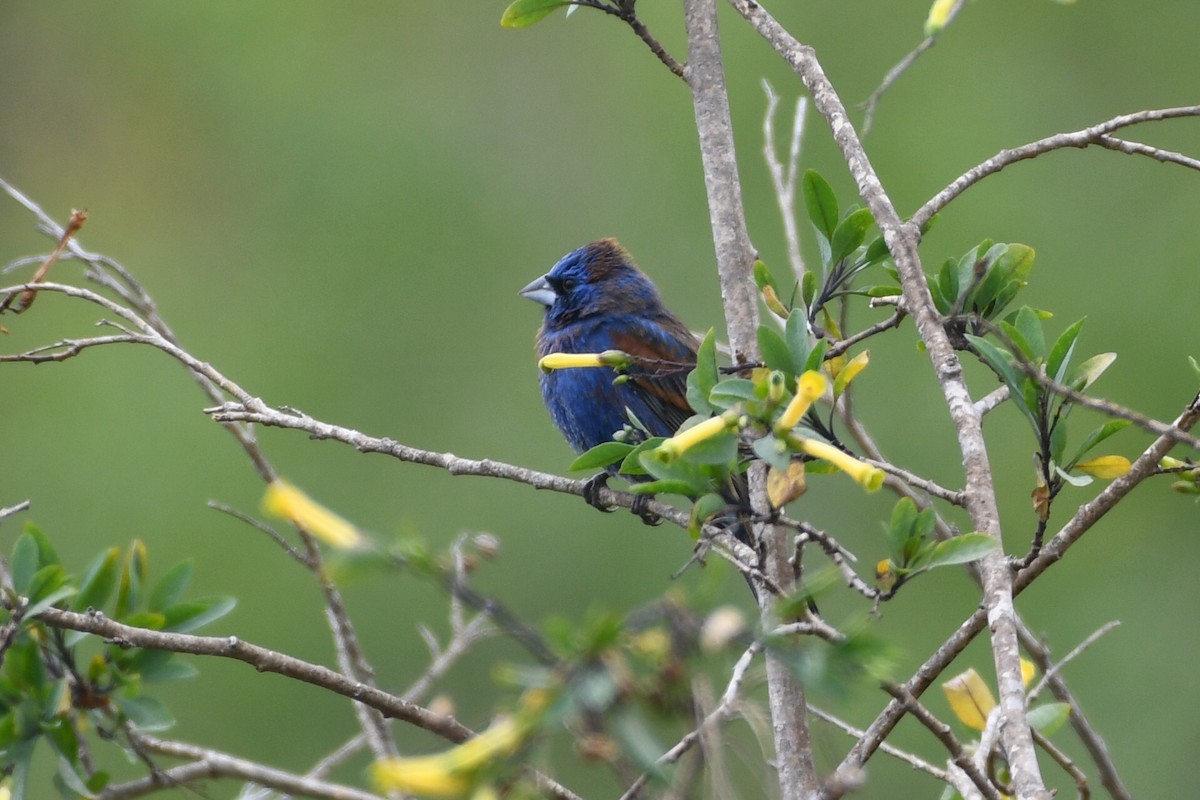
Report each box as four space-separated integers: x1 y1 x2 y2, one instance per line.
752 434 791 471
117 694 175 732
22 523 59 568
1068 419 1131 468
804 339 829 374
164 596 236 633
23 585 76 619
801 270 817 308
785 312 810 375
55 754 94 799
758 325 793 376
1012 306 1045 361
1045 318 1086 384
628 478 703 496
1027 702 1071 735
149 560 194 613
10 533 39 595
828 208 874 266
862 234 890 266
1055 466 1093 487
802 169 839 242
500 0 569 28
74 548 121 612
708 378 757 408
618 437 666 476
886 498 918 559
138 658 199 683
689 493 729 538
570 442 635 472
686 328 718 415
965 335 1033 423
753 259 781 295
638 450 714 496
1067 352 1116 392
921 533 998 569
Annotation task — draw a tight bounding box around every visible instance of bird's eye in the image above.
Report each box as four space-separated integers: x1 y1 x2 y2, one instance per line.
560 278 578 292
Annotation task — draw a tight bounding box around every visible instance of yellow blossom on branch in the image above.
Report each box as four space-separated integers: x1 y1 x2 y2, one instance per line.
537 350 629 373
775 371 827 433
658 411 740 458
795 438 884 491
262 479 365 549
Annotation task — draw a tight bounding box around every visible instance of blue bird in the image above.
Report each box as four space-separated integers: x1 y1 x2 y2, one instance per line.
520 238 699 467
521 238 760 568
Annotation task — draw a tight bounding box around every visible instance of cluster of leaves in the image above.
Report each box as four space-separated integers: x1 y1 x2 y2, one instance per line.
875 498 997 595
966 310 1129 523
755 169 895 330
0 525 234 799
930 240 1035 345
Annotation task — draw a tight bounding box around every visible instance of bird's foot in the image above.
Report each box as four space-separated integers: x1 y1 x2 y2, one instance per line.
630 494 662 526
582 473 617 513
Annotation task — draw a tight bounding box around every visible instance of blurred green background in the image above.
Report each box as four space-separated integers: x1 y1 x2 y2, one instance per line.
2 1 1198 797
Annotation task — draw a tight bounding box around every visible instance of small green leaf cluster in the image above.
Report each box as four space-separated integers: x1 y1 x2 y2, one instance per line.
966 309 1127 517
876 498 998 593
756 170 894 328
929 240 1035 343
0 524 235 799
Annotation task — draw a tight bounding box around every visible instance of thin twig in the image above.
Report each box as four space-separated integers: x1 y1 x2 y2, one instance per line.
619 641 762 800
914 105 1200 228
882 684 1002 800
99 734 382 800
0 500 31 524
859 0 967 136
762 79 809 285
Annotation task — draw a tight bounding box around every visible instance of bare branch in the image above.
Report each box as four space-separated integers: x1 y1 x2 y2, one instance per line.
859 0 966 136
0 500 31 524
883 684 1002 800
762 80 809 285
33 606 471 741
619 641 763 800
1018 621 1130 800
727 4 1047 792
98 734 384 800
914 105 1200 228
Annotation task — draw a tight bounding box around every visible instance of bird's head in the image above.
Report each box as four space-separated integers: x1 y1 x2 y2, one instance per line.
519 238 664 328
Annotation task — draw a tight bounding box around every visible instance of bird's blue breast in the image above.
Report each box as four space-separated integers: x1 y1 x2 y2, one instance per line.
537 316 679 456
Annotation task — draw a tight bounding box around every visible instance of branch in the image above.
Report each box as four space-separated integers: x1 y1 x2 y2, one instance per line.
831 388 1200 790
914 105 1200 228
882 684 1002 800
35 606 473 743
683 4 817 798
98 734 384 800
618 641 762 800
859 0 967 136
1018 621 1128 800
727 4 1046 794
761 80 809 285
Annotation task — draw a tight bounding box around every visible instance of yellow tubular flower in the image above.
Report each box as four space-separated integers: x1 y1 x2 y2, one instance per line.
538 350 628 372
262 479 365 549
658 412 738 458
775 371 827 433
796 438 884 491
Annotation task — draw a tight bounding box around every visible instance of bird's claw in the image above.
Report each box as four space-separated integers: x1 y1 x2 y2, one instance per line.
631 494 663 526
582 473 618 513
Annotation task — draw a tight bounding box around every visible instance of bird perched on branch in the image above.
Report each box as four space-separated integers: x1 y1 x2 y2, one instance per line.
520 238 699 467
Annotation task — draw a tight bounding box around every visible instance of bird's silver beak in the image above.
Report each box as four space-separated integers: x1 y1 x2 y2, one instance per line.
519 274 557 308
